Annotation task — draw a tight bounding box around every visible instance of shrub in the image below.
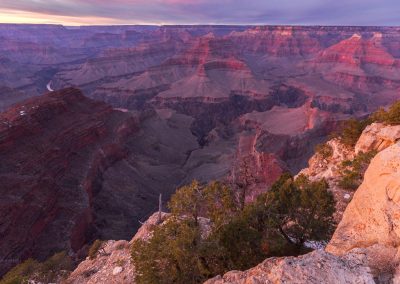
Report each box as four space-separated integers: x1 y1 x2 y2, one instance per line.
0 259 39 284
0 251 73 284
335 100 400 147
88 240 103 260
315 143 333 159
132 219 209 284
338 151 377 190
115 259 126 266
369 102 400 125
338 170 360 190
264 174 336 249
385 101 400 125
370 107 388 123
131 177 336 283
39 251 73 282
339 118 370 147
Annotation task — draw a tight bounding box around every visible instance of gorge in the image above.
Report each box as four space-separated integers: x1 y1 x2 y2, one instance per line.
1 24 400 282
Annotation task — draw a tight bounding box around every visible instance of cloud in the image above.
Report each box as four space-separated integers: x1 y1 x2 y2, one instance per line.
0 0 399 26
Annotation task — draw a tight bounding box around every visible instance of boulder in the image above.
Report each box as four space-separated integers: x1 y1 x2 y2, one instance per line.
64 240 134 284
355 122 400 154
327 142 400 275
204 250 374 284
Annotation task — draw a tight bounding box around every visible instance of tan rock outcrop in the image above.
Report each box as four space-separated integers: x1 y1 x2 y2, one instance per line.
298 138 354 182
65 212 212 283
64 240 134 284
355 122 400 154
204 250 374 284
298 138 355 219
65 212 169 284
326 142 400 274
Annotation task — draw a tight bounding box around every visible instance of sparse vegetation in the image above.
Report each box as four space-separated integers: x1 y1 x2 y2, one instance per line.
115 259 126 266
88 239 103 260
0 259 39 284
116 242 127 250
370 101 400 125
315 143 333 159
0 251 73 284
338 151 377 190
131 176 336 284
339 118 371 147
337 100 400 147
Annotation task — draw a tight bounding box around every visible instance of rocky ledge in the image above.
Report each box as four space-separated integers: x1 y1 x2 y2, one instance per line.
207 140 400 283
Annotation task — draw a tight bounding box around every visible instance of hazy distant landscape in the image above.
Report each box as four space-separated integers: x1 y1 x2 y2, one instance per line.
0 0 400 278
1 12 400 282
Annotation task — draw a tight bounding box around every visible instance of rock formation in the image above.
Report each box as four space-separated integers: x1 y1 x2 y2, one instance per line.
0 88 139 275
327 142 400 278
64 240 134 284
205 250 374 284
2 24 400 195
355 122 400 154
299 122 400 219
206 133 400 283
65 212 212 284
61 124 400 284
64 212 168 284
0 88 234 276
2 24 400 280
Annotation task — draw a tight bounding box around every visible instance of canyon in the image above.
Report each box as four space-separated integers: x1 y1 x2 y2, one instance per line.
1 24 400 278
65 125 400 283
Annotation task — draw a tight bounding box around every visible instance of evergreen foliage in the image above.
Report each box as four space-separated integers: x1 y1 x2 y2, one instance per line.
338 151 377 190
131 176 336 284
315 142 333 159
0 251 73 284
338 100 400 147
88 239 103 260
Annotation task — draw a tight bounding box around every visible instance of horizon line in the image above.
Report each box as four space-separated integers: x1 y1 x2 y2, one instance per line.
1 23 400 28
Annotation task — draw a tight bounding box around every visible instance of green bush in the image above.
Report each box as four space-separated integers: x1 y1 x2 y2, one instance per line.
370 107 388 123
131 176 336 284
88 240 103 260
384 101 400 125
338 151 377 190
39 251 73 282
0 251 73 284
334 101 400 147
264 174 336 248
339 118 370 147
315 143 333 159
0 259 39 284
132 219 210 284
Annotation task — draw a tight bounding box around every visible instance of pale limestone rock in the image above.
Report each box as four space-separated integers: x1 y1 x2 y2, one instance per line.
112 266 123 275
64 212 169 284
298 138 354 182
64 240 134 284
204 250 374 284
355 123 400 154
327 142 400 274
297 138 355 220
65 212 211 284
131 212 170 243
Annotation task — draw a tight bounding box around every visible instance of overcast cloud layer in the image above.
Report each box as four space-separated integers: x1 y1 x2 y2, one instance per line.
0 0 399 26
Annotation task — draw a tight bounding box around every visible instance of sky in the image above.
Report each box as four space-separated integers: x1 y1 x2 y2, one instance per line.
0 0 399 26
